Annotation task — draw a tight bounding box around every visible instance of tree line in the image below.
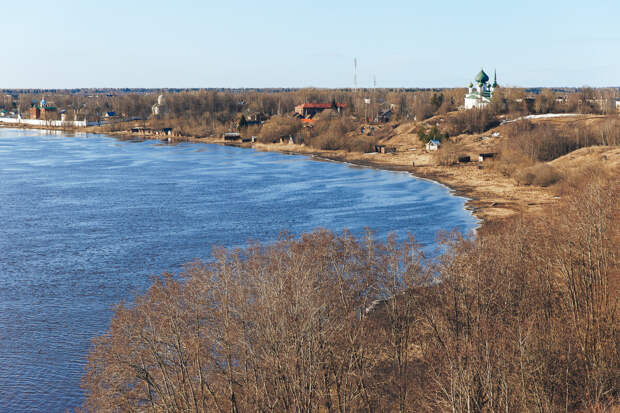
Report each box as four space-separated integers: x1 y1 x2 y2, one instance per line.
3 87 617 133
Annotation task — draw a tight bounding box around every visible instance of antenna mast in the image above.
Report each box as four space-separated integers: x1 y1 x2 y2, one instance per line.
354 58 358 93
373 75 377 121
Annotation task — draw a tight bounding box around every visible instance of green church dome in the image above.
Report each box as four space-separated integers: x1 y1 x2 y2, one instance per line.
475 69 489 84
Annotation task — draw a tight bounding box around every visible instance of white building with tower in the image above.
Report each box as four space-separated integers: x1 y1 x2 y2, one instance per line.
464 69 498 109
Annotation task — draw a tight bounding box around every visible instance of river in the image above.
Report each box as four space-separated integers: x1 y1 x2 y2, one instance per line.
0 128 476 411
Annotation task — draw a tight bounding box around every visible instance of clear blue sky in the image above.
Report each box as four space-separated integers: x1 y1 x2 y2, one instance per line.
2 0 618 88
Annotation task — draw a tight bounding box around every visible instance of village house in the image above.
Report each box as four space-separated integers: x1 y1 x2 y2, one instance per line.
153 128 173 136
131 126 151 133
244 112 268 124
478 152 496 162
294 102 346 118
223 132 242 141
374 144 396 154
598 97 620 112
279 135 303 144
376 109 392 123
425 140 441 151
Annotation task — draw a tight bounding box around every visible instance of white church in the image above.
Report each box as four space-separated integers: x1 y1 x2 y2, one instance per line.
464 69 498 109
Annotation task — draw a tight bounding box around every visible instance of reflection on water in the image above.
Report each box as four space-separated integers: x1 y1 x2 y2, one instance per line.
0 128 476 411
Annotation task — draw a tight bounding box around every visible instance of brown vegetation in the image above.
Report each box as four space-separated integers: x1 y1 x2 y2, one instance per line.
488 117 620 187
445 108 500 136
82 171 619 412
515 163 562 186
436 141 467 166
258 116 302 143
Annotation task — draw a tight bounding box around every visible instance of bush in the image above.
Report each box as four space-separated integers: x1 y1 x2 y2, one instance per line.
436 141 465 166
492 147 534 177
258 116 301 143
306 116 359 151
515 163 562 186
445 108 499 135
311 134 344 150
346 137 378 153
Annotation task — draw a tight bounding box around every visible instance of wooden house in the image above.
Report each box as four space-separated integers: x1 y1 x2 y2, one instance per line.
478 152 496 162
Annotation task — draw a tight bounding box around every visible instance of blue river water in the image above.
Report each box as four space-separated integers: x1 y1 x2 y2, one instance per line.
0 128 476 411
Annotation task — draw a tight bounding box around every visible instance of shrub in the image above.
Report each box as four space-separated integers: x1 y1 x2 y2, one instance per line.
306 116 358 151
515 163 562 187
258 116 301 143
346 137 378 153
312 134 344 150
445 108 499 135
436 141 465 166
492 147 534 177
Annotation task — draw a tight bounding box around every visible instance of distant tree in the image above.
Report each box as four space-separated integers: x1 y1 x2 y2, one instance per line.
418 124 447 143
430 92 444 110
417 125 427 142
237 114 247 131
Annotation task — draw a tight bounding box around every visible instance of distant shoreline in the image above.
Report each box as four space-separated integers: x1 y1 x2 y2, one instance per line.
0 122 556 232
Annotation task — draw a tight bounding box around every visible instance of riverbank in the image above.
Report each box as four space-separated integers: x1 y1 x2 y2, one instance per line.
105 132 560 232
251 142 555 227
101 136 531 227
0 122 556 231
